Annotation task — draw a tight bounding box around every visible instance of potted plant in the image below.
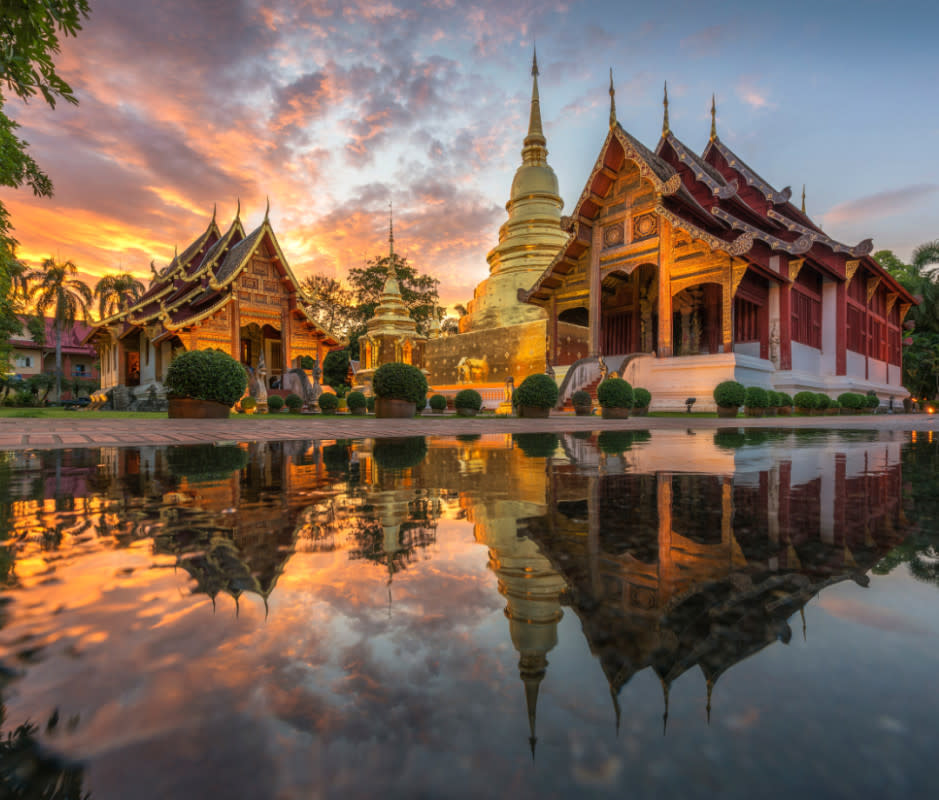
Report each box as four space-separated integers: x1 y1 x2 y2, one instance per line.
813 393 831 416
597 378 633 419
571 389 593 416
776 392 793 416
366 395 376 414
744 386 769 417
267 394 284 413
713 380 745 418
429 393 448 414
318 391 339 414
865 392 880 413
166 349 248 419
837 392 863 415
826 398 841 416
512 432 559 458
241 396 257 415
513 373 558 418
285 393 303 413
764 390 779 417
346 390 367 415
373 362 428 418
632 387 651 416
455 389 483 417
372 436 428 471
793 391 816 415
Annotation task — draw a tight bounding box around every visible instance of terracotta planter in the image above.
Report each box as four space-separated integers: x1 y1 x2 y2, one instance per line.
375 397 417 418
777 407 792 416
288 407 302 414
457 407 478 417
350 407 367 416
432 408 445 414
796 407 813 415
745 407 764 418
826 408 840 416
633 407 649 416
168 398 231 419
518 405 550 419
573 405 593 416
601 407 630 419
765 407 777 417
716 406 739 418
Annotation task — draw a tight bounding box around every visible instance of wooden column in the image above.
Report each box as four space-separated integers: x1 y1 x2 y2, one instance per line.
548 294 558 364
657 472 673 603
231 298 240 362
721 278 733 354
779 282 792 370
632 274 641 352
835 282 846 375
588 224 602 357
657 219 673 357
281 306 291 376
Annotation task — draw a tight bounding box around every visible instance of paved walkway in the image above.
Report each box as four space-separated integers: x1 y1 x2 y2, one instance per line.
0 412 934 450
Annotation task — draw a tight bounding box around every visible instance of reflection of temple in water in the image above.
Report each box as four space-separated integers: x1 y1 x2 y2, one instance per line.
469 430 908 748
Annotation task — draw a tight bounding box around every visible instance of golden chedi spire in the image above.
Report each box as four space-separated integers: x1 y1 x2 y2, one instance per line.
609 67 616 128
662 81 670 136
459 49 568 333
801 184 807 214
710 93 717 140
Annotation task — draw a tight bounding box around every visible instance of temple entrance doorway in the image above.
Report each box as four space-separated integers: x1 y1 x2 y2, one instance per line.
672 283 722 356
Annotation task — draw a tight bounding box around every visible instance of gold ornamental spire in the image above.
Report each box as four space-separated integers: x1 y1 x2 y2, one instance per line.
710 94 717 140
388 200 395 261
801 184 806 214
522 47 547 165
662 81 670 135
609 67 616 128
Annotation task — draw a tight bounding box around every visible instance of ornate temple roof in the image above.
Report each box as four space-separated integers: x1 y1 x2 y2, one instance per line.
86 204 342 347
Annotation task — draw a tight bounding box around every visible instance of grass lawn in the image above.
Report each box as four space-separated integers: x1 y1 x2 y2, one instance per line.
0 408 168 420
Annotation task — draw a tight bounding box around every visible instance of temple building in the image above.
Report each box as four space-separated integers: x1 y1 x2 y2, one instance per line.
423 53 589 394
85 203 340 408
518 80 917 409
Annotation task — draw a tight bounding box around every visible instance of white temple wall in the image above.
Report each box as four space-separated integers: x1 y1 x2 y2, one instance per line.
140 337 157 384
733 342 760 358
846 351 865 380
792 342 822 373
821 281 838 374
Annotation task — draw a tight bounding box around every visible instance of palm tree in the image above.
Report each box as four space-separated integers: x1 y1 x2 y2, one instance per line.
912 240 939 274
27 258 92 402
93 271 145 320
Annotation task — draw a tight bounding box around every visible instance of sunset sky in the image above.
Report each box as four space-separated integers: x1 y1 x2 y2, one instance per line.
1 0 937 309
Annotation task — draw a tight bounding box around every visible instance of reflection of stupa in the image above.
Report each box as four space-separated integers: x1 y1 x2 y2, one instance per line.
423 53 586 388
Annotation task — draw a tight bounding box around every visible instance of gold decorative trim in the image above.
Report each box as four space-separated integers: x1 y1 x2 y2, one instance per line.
165 294 233 331
789 259 805 281
886 292 898 316
845 260 860 286
899 302 912 323
656 204 752 257
866 276 881 304
731 260 749 296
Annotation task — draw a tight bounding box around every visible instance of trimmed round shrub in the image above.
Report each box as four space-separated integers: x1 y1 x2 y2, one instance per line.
829 398 841 410
512 432 559 458
633 387 652 409
572 390 592 407
714 430 747 450
323 349 351 395
865 392 880 409
744 386 769 408
766 390 780 407
713 380 746 408
456 433 481 443
346 390 367 411
793 391 817 410
429 393 448 411
318 391 339 413
299 354 316 370
165 348 247 407
373 362 428 405
285 393 303 410
813 393 831 410
513 373 559 409
597 430 635 454
777 392 793 408
372 436 428 471
241 396 257 410
267 394 284 411
838 392 864 410
597 378 633 408
455 388 483 411
366 395 376 413
167 444 248 483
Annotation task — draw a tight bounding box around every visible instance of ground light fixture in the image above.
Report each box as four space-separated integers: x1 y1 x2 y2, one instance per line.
685 397 696 413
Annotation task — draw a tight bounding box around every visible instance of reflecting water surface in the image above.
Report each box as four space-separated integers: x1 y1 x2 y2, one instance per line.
0 429 938 799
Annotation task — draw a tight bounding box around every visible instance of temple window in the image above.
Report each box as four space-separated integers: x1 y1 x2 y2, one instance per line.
792 290 821 349
734 298 760 342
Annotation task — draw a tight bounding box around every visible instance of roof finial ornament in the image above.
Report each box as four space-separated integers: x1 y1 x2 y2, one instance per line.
524 45 545 149
211 202 216 224
609 67 616 128
801 184 806 214
264 195 270 222
532 43 538 78
710 94 717 140
235 197 241 220
662 80 670 136
388 199 395 262
706 678 714 724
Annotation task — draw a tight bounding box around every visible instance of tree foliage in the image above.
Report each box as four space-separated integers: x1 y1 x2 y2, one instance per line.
299 273 358 339
93 272 145 319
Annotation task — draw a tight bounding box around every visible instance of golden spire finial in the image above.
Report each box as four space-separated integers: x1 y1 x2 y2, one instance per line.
710 94 717 140
660 676 670 736
609 67 616 128
706 678 714 724
525 46 545 146
801 184 806 214
235 197 241 219
662 80 670 136
264 195 270 222
388 200 394 262
211 202 216 224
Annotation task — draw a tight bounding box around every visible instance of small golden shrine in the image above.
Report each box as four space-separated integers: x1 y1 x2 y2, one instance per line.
355 210 426 392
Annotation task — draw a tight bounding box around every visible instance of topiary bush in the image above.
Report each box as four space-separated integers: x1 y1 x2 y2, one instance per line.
512 432 559 458
766 390 781 407
633 387 652 409
513 373 558 409
323 349 351 396
838 392 864 410
285 393 303 410
572 390 592 407
240 396 257 411
597 378 633 408
267 394 284 411
865 391 880 409
299 354 316 370
429 393 448 411
777 392 793 408
318 391 339 413
366 395 375 413
713 380 746 408
814 393 831 410
372 436 428 471
597 430 635 454
346 390 367 411
373 362 428 405
744 386 769 408
793 391 816 410
167 444 249 483
455 388 483 411
165 348 248 407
